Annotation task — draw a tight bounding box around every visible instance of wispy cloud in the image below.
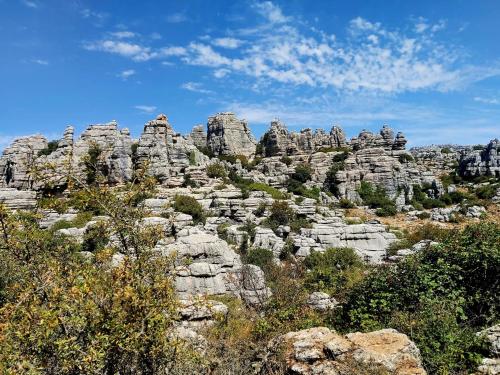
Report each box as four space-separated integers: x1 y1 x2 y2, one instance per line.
32 59 48 65
212 37 243 49
109 31 136 39
117 69 135 79
166 12 187 23
253 1 290 24
21 0 38 9
181 82 214 94
134 105 157 114
474 96 500 105
80 8 109 26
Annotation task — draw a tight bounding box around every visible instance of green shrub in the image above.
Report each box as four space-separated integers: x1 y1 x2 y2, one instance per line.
324 162 345 196
37 140 59 157
81 223 109 252
441 147 452 154
84 143 105 185
198 146 214 158
268 201 295 228
289 216 312 233
280 156 292 166
248 183 287 200
475 184 497 200
357 181 396 216
245 248 274 271
207 162 227 179
340 222 499 373
291 164 312 183
182 173 198 188
173 195 206 224
398 153 414 163
338 198 355 209
304 248 365 297
188 151 196 165
473 145 484 150
286 179 320 200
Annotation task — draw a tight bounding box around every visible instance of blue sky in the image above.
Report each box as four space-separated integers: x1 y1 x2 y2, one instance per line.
1 0 500 149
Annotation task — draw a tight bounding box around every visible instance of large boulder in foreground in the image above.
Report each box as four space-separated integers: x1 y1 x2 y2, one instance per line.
266 327 426 375
206 112 256 158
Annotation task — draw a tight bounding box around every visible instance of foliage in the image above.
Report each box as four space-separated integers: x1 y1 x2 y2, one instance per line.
304 248 366 298
84 143 104 185
339 222 499 373
182 173 198 188
475 184 498 200
37 140 60 157
268 201 295 228
398 153 414 163
218 154 249 168
0 180 201 374
324 160 346 196
172 195 206 224
357 181 396 216
188 151 196 165
206 162 227 179
50 211 93 232
441 147 452 154
291 163 312 183
247 182 287 200
244 248 274 272
338 198 355 208
286 178 320 200
280 155 292 166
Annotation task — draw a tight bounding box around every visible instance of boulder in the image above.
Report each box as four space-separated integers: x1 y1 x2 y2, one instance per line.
267 327 426 375
0 188 37 210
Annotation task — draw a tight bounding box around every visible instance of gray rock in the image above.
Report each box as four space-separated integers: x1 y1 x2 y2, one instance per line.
0 188 37 210
207 112 256 158
307 292 339 311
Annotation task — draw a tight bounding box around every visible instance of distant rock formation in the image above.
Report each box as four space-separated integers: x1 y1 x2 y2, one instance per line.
207 112 256 157
189 124 207 150
350 125 407 151
459 139 500 178
259 119 348 156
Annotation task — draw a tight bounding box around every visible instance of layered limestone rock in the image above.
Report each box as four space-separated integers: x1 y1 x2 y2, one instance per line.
189 124 207 150
411 145 462 175
259 120 348 156
0 188 37 210
0 135 47 189
72 121 133 184
294 221 397 263
206 112 256 157
350 125 406 152
267 327 426 375
459 139 500 178
136 114 208 184
154 227 271 305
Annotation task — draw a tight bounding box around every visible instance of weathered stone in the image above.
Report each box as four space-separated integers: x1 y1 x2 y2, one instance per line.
0 188 37 210
459 139 500 178
307 292 338 311
268 327 426 375
207 112 256 158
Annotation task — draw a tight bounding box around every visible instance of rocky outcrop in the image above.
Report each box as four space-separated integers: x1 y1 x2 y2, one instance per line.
189 124 207 150
155 227 270 305
477 324 500 374
0 188 37 210
0 135 47 189
259 120 349 156
350 125 406 152
307 292 338 311
267 327 426 375
459 139 500 178
206 112 256 158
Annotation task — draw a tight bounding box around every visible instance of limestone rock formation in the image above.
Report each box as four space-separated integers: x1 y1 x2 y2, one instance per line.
206 112 256 157
189 124 207 150
0 188 37 210
267 327 426 375
459 139 500 178
259 120 349 156
155 227 270 305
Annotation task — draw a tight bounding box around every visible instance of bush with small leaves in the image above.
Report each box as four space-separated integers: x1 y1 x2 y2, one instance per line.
173 195 206 224
206 162 227 179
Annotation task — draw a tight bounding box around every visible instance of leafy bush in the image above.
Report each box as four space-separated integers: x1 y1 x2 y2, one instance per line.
357 181 396 216
475 184 497 200
188 151 196 165
340 222 499 373
441 147 452 154
304 248 365 298
286 178 320 200
280 156 292 166
324 161 345 196
398 153 414 163
338 198 355 208
37 140 59 157
218 154 249 168
244 248 274 271
248 182 287 200
291 164 313 183
84 143 104 185
206 162 227 179
173 195 206 224
268 201 295 228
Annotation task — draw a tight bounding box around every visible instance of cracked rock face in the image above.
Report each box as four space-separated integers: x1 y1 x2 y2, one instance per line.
154 227 270 305
207 112 256 158
268 327 426 375
459 139 500 178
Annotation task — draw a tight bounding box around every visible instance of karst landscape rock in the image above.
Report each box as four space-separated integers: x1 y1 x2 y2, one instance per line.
0 112 499 374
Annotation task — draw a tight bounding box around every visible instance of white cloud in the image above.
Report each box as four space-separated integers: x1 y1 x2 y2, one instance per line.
181 82 214 94
474 96 500 105
109 31 136 39
117 69 135 79
21 0 38 8
253 1 289 24
214 69 230 78
159 46 187 56
32 59 48 65
83 40 156 61
166 13 187 23
151 32 162 40
80 8 108 26
134 105 157 114
212 37 243 49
